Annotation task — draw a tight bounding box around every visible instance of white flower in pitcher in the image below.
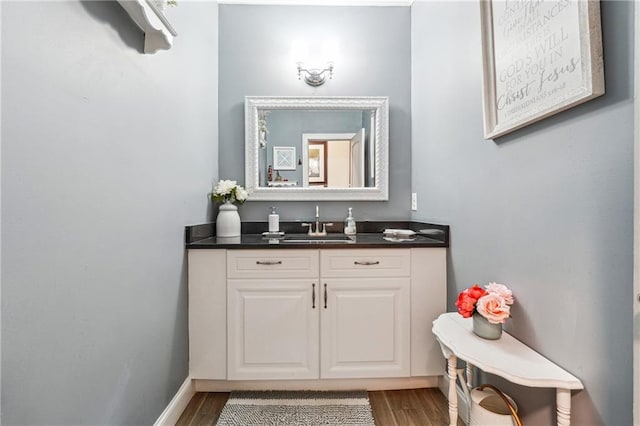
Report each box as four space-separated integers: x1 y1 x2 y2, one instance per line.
210 180 247 205
235 187 248 202
214 180 236 196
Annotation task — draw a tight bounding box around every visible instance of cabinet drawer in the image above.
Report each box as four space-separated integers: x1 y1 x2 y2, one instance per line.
227 250 319 279
321 249 410 277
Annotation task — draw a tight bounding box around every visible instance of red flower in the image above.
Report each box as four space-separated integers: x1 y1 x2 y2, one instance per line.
467 284 487 300
455 284 488 318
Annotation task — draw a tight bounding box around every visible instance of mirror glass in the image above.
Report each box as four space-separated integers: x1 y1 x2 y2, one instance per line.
245 96 388 201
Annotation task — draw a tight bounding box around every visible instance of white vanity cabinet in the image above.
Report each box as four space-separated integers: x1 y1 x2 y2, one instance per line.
188 246 447 387
226 250 320 380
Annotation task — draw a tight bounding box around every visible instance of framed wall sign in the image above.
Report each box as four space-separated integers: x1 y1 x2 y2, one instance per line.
480 0 605 139
273 146 296 170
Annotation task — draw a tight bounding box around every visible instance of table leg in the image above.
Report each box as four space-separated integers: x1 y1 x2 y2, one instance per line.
466 363 473 389
556 388 571 426
447 355 458 426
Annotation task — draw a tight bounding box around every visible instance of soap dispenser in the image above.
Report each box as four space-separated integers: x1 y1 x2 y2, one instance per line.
344 207 357 235
268 206 280 233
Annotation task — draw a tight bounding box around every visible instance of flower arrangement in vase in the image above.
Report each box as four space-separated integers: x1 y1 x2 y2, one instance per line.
455 282 514 339
209 180 248 238
210 180 248 206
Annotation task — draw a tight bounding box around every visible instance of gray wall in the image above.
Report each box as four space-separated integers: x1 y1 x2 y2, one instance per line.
1 1 218 424
411 1 634 425
218 5 411 223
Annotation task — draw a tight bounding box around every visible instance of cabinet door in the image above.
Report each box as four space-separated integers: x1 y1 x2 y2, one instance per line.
228 278 320 380
320 278 410 379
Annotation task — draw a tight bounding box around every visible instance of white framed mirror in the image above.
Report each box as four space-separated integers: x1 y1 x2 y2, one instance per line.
245 96 389 201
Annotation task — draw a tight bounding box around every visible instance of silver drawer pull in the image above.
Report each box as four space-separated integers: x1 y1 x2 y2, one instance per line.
354 260 380 266
256 260 283 265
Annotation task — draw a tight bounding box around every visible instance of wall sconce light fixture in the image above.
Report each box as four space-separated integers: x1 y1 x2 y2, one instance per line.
292 40 338 87
297 62 334 87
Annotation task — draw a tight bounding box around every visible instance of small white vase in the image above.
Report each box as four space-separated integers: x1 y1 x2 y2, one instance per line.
216 202 241 237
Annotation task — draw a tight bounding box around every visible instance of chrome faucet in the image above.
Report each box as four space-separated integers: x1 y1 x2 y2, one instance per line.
302 205 333 236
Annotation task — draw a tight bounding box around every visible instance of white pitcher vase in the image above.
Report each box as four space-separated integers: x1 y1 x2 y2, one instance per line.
216 201 241 237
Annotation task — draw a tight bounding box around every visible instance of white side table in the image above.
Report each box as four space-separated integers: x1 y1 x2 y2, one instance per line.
432 313 583 426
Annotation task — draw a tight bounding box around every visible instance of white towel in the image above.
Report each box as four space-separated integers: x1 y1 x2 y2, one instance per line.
383 228 416 236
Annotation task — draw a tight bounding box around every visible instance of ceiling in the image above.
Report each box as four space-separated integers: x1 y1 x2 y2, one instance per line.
216 0 413 6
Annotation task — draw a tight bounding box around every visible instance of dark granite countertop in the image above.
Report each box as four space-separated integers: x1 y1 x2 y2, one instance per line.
185 221 449 249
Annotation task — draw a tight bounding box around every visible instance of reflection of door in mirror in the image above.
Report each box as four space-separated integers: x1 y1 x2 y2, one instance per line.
326 140 349 187
302 130 366 188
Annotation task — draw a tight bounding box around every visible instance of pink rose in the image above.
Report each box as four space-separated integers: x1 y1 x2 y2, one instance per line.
485 282 514 305
476 293 511 324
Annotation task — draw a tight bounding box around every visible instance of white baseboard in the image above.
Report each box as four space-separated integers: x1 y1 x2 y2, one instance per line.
154 377 195 426
193 376 441 392
438 373 448 397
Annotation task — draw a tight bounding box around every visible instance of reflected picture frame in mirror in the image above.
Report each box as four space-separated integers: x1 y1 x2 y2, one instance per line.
245 96 389 201
307 141 327 185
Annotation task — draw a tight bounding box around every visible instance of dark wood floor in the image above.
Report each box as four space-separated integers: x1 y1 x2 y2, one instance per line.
176 388 464 426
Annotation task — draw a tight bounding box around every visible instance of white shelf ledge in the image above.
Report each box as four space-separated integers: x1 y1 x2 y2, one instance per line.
117 0 177 54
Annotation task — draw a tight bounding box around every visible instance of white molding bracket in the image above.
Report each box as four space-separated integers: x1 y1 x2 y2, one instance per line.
117 0 177 54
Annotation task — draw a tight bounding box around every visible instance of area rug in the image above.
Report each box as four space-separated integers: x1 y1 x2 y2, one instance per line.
215 390 375 426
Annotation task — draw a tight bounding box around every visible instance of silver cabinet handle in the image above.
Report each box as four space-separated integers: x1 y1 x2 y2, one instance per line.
256 260 283 265
312 283 316 309
354 260 380 266
324 283 328 309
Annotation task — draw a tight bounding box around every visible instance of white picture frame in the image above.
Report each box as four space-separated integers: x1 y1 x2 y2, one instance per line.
245 96 389 201
480 0 605 139
273 146 296 170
